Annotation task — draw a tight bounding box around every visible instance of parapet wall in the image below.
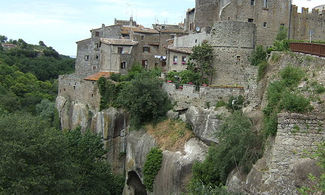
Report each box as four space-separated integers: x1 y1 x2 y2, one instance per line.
58 74 100 112
290 5 325 42
163 83 244 108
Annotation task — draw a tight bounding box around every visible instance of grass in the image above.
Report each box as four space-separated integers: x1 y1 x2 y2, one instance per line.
146 120 194 152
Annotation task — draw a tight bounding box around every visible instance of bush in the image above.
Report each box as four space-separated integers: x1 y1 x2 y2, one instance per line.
215 100 227 108
227 95 245 111
280 92 312 113
143 147 163 192
190 112 262 191
116 74 171 128
250 45 267 66
280 66 305 87
257 61 268 81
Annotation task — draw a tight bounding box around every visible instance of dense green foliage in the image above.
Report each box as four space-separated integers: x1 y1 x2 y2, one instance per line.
0 113 124 194
189 112 262 193
166 70 201 86
263 66 312 136
98 66 171 128
143 147 163 192
227 95 245 111
188 41 214 84
0 38 74 81
250 45 267 66
269 26 289 52
257 61 268 81
0 36 74 114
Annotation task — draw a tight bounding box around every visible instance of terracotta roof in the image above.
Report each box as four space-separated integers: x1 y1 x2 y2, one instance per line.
121 26 159 34
84 72 114 81
167 47 193 54
100 38 138 46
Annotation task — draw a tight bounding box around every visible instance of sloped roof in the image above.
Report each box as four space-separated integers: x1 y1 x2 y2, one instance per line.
167 47 193 54
100 38 138 46
121 26 159 34
84 72 113 81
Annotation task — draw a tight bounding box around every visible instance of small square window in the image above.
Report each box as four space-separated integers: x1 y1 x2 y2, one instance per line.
251 0 255 6
143 47 150 53
248 18 254 23
141 35 144 40
96 55 99 60
95 31 100 37
84 55 89 61
263 22 267 28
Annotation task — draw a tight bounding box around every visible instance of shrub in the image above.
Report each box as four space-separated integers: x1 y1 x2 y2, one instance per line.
215 100 227 108
250 45 267 66
143 147 163 192
227 95 245 111
257 61 268 81
311 82 325 94
280 66 305 87
116 74 171 128
189 112 262 192
280 92 312 113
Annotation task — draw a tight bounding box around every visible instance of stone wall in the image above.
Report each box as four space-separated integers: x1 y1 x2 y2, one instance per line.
163 83 244 109
243 113 325 194
194 0 220 30
290 6 325 42
58 74 100 112
174 32 208 48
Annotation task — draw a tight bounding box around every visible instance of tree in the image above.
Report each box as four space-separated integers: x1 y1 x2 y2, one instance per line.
0 113 124 194
0 35 7 43
189 41 214 84
116 73 171 128
39 41 46 47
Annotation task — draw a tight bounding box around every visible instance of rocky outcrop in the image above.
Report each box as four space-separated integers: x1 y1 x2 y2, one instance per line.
56 96 127 174
124 130 208 195
185 106 230 144
227 113 325 194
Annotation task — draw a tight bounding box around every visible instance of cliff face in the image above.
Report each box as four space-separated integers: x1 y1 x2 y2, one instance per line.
57 51 325 194
56 96 127 174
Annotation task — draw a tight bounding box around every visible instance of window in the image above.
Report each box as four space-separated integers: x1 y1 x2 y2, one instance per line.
251 0 255 5
161 26 166 30
95 42 101 48
142 60 148 69
182 56 187 65
228 17 231 20
118 47 123 54
96 55 99 60
120 62 127 69
171 35 175 39
84 55 89 61
263 0 268 8
237 56 241 63
173 56 178 65
143 46 150 53
93 66 97 70
248 18 254 23
280 23 285 27
95 31 100 37
263 22 267 28
141 35 144 40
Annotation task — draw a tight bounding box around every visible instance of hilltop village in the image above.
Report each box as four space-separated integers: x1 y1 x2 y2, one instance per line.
56 0 325 194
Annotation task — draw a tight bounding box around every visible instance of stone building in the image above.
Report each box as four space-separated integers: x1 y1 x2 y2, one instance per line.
187 0 325 46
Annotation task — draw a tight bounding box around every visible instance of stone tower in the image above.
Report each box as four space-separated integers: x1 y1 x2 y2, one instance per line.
194 0 219 31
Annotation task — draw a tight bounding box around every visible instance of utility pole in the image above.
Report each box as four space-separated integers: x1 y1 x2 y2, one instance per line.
309 30 314 43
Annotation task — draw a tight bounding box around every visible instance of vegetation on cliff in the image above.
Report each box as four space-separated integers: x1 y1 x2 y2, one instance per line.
143 147 163 192
189 111 262 193
263 66 312 136
98 65 171 128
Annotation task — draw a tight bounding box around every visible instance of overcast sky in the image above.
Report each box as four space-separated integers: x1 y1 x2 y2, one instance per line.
0 0 323 56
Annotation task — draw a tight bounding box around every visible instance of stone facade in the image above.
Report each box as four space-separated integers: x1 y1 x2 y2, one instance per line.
190 0 325 46
290 6 325 42
240 113 325 194
163 83 244 110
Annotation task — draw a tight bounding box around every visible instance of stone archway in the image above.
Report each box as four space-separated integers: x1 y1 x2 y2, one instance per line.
126 171 147 195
